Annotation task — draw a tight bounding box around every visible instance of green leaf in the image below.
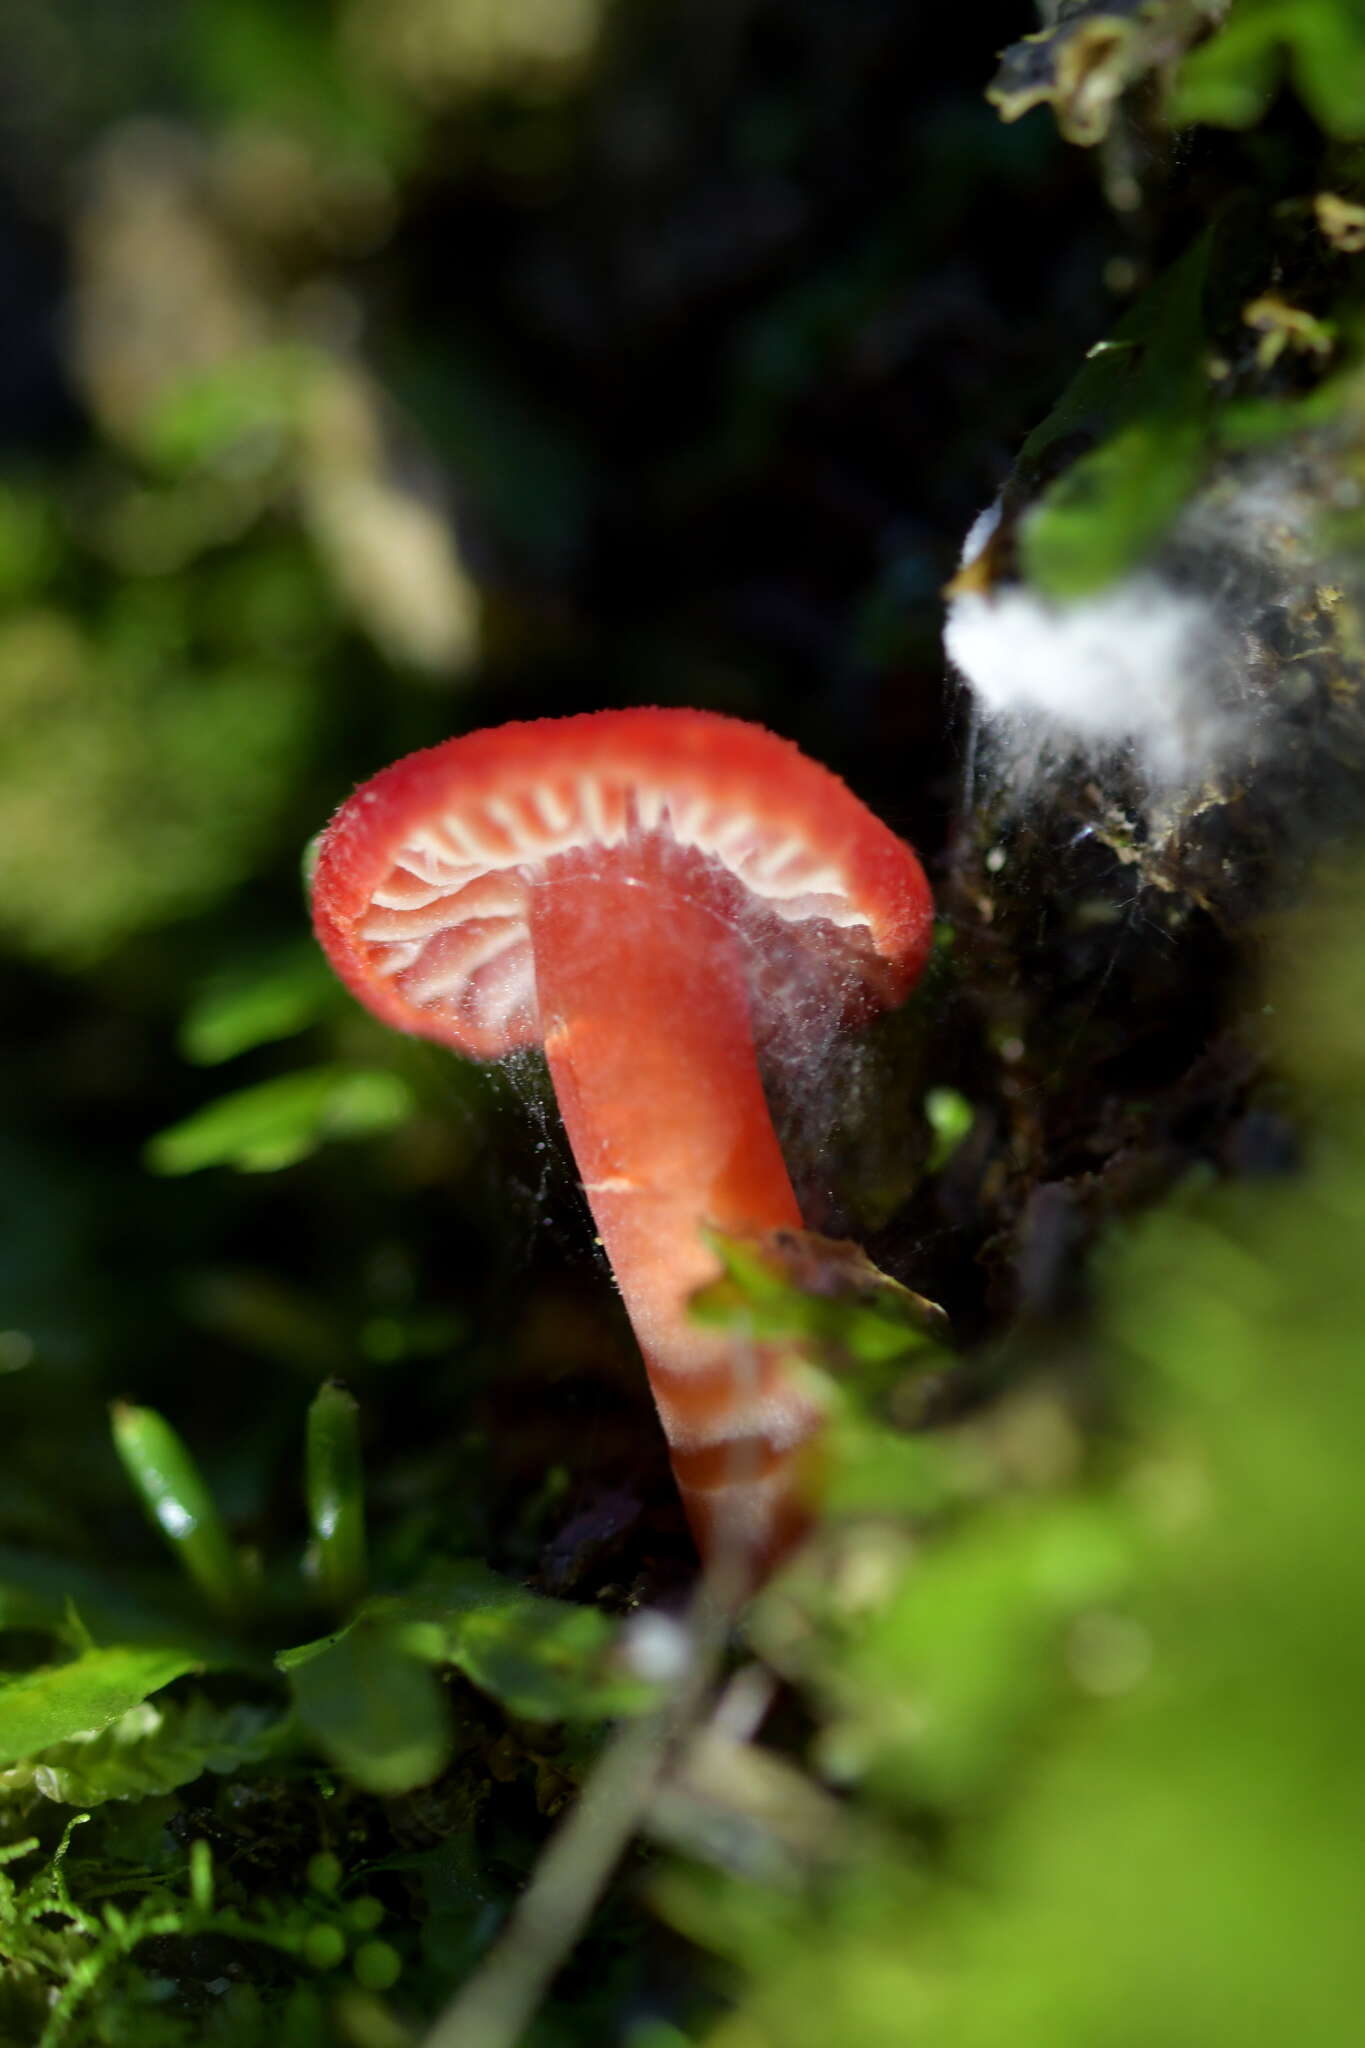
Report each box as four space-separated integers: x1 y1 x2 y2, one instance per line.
179 945 337 1065
385 1562 655 1723
145 1066 415 1175
1018 231 1216 597
278 1617 451 1796
3 1694 284 1807
279 1563 650 1789
0 1647 200 1767
1023 412 1210 599
1218 353 1365 447
691 1229 945 1369
1170 0 1365 139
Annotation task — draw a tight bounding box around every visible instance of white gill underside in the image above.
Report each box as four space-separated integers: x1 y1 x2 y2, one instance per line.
358 775 872 1045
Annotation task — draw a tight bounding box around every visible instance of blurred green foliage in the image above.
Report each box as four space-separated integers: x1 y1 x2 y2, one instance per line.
1171 0 1365 137
145 1069 417 1175
661 873 1365 2048
178 948 338 1067
0 575 322 965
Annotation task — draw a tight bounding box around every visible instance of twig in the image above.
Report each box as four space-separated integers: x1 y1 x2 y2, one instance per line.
420 1568 739 2048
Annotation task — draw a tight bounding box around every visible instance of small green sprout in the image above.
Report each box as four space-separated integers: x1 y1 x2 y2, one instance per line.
925 1086 974 1171
306 1380 368 1610
110 1402 250 1619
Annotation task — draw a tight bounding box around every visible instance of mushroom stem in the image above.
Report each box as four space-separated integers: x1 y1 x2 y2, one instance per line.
529 837 824 1573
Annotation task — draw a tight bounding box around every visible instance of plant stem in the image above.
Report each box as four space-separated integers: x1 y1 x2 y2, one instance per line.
421 1569 737 2048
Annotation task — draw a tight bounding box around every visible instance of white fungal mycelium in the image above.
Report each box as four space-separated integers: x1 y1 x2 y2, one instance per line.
944 463 1318 798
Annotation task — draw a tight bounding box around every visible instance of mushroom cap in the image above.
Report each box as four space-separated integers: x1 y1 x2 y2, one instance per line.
311 708 933 1059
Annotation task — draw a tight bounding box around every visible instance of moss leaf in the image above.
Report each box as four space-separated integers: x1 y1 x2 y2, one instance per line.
385 1561 655 1723
0 1646 200 1767
145 1066 414 1175
278 1617 452 1796
3 1693 284 1807
279 1562 650 1790
179 945 338 1066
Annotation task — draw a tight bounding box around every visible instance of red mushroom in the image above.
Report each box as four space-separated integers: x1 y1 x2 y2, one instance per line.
311 709 932 1579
